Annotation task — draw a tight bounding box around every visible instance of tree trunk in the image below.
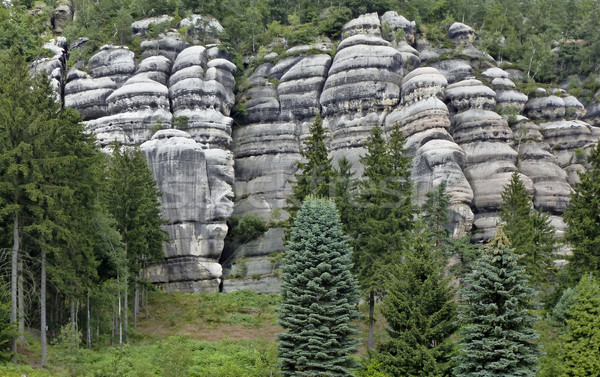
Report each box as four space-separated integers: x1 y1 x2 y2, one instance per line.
70 298 76 331
118 280 122 347
368 290 375 350
18 257 25 343
40 247 47 367
11 215 19 364
133 281 138 331
86 290 91 349
123 275 128 344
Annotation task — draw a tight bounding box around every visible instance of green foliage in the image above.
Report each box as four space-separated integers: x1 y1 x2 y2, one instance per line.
103 145 168 278
560 274 600 376
230 215 268 243
353 124 414 297
287 113 336 223
0 280 17 362
563 143 600 281
278 198 360 376
421 182 452 255
499 172 558 290
374 222 457 376
454 228 541 377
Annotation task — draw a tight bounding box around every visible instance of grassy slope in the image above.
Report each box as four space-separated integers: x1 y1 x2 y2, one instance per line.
0 290 388 376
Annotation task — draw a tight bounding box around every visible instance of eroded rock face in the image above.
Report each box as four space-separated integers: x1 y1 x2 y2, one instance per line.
57 12 600 292
63 34 236 292
141 130 233 292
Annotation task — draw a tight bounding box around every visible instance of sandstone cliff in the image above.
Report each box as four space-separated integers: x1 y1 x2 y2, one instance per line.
37 12 600 292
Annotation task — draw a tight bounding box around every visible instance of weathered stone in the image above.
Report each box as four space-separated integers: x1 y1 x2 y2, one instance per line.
131 15 173 37
448 22 475 45
431 59 473 84
89 46 135 84
342 12 381 38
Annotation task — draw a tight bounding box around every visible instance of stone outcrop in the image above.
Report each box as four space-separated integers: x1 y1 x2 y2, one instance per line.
63 32 236 292
141 130 233 292
53 12 600 293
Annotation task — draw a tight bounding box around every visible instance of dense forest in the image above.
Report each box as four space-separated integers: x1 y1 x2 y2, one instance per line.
1 0 600 376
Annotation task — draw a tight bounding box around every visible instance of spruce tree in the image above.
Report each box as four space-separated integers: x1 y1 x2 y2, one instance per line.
421 182 452 253
560 274 600 377
333 156 356 234
103 145 167 342
278 197 360 377
287 113 336 221
353 124 414 349
499 171 558 289
375 221 457 377
455 227 541 377
563 143 600 280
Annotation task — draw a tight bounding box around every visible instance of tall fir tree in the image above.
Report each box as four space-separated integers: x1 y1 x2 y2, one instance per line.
353 124 414 349
278 197 360 377
287 113 336 222
559 274 600 376
375 221 457 377
421 182 452 253
455 227 541 377
499 171 558 289
563 143 600 280
103 145 167 343
0 49 104 363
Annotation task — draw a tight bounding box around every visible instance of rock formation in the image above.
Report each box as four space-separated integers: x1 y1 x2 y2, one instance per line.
43 12 600 292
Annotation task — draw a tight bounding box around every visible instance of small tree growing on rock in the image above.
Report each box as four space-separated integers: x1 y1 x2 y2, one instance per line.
278 197 359 377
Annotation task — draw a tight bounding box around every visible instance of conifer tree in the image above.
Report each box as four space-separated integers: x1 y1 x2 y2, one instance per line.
103 145 167 342
455 227 541 377
278 197 359 377
499 171 558 289
287 113 336 221
563 143 600 280
353 124 414 349
333 156 356 233
560 274 600 376
421 182 452 252
375 221 457 377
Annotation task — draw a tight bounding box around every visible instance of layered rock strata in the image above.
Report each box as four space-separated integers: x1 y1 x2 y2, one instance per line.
52 12 600 292
64 35 236 292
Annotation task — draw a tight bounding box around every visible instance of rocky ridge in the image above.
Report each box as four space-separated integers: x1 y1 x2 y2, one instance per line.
35 12 600 292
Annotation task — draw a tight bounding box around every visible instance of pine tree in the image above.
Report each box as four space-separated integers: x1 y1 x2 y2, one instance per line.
287 113 336 222
103 145 167 343
499 171 558 289
563 143 600 280
333 156 356 234
375 221 457 377
455 227 541 377
353 124 414 349
278 197 360 377
421 182 451 253
559 274 600 377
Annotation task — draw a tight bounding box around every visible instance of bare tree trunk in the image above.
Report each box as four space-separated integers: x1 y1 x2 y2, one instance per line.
133 281 138 331
18 258 25 343
86 290 91 349
40 247 47 367
123 275 128 344
70 298 76 331
368 290 375 351
11 215 19 364
118 278 122 347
